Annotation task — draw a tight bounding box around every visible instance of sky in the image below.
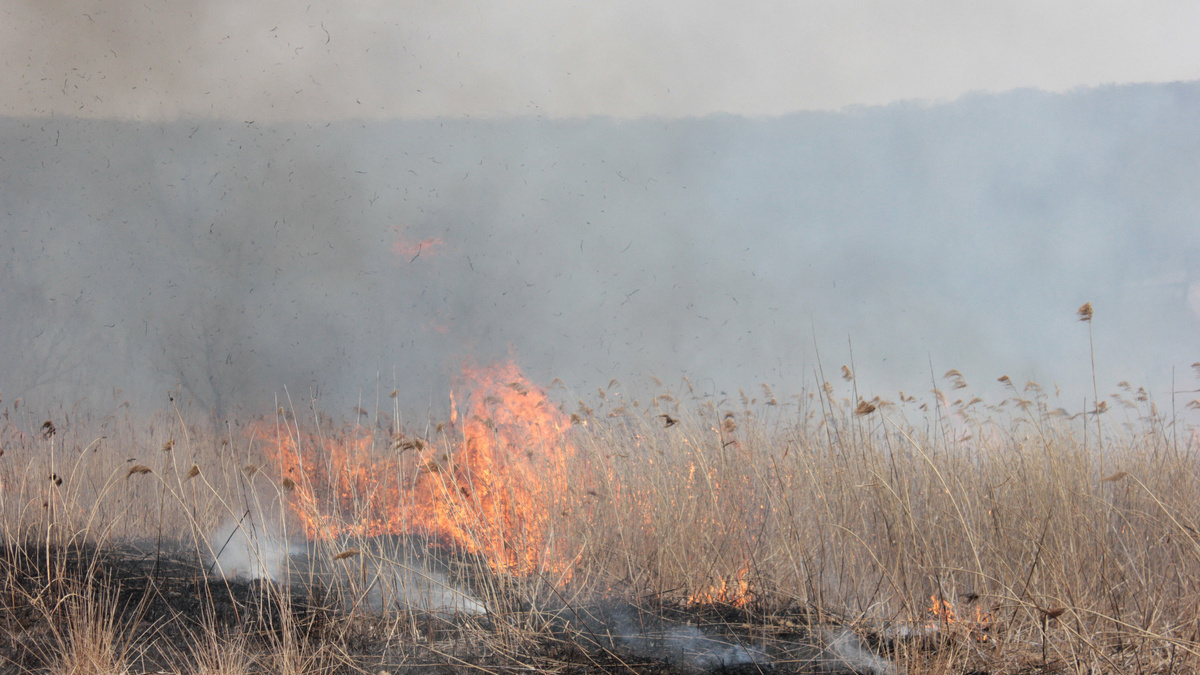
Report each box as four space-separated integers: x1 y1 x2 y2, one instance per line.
3 1 1199 120
2 2 1198 420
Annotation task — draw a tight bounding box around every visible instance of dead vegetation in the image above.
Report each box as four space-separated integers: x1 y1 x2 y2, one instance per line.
1 362 1199 674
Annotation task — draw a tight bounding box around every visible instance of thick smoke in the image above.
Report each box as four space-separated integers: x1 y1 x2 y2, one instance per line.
1 82 1199 419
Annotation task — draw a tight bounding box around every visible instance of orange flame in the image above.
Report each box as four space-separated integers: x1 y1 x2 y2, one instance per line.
688 567 752 607
411 361 576 576
269 360 576 578
927 595 991 642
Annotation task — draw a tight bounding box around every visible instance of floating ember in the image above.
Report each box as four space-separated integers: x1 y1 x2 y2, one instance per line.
392 225 444 260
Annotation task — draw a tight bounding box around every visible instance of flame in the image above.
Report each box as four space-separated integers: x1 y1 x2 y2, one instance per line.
688 567 751 607
410 361 577 577
927 595 991 641
268 360 576 578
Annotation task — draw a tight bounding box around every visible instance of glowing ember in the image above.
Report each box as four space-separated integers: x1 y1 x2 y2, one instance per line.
689 567 752 607
268 360 577 578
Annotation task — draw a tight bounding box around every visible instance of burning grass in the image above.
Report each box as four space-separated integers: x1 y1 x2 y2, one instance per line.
2 361 1200 673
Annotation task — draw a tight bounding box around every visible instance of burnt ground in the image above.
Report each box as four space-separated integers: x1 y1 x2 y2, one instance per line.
0 540 1008 675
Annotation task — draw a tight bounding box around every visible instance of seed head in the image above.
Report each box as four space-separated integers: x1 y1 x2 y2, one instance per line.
126 465 152 479
1077 302 1093 322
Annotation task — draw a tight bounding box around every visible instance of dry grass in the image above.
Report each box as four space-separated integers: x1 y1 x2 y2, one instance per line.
570 378 1200 673
1 369 1199 674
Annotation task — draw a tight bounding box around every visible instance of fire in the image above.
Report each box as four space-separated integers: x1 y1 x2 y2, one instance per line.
688 567 752 607
268 360 577 578
410 361 577 577
927 595 991 642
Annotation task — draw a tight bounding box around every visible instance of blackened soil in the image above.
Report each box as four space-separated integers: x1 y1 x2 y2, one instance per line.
0 541 919 674
0 540 340 671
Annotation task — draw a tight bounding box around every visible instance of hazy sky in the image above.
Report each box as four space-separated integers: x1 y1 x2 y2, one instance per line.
2 2 1198 420
4 1 1199 120
4 84 1198 417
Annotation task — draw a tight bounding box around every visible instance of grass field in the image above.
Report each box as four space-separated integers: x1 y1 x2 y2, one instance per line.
2 359 1199 674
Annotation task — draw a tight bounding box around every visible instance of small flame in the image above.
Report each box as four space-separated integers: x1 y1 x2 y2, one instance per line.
689 567 751 607
927 595 991 642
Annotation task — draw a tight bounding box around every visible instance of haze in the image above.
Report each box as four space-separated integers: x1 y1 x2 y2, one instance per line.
1 2 1198 420
4 1 1199 120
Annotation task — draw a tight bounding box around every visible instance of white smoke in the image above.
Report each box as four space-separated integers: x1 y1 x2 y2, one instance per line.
817 629 898 675
603 606 901 675
353 554 486 615
609 610 765 671
206 512 485 615
207 507 297 582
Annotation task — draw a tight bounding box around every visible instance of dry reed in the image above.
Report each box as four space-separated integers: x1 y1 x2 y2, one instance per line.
0 369 1197 674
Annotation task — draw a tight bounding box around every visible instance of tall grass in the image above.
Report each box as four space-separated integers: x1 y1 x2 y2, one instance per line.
566 376 1200 671
1 370 1198 673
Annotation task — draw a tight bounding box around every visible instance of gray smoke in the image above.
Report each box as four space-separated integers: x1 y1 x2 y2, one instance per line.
2 81 1199 420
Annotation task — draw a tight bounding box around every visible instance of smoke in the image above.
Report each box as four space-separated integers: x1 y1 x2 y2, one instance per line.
208 504 297 582
207 509 294 578
817 630 898 675
615 622 765 671
207 508 485 614
350 545 486 615
588 605 899 674
2 81 1197 419
3 2 1198 120
604 606 766 672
